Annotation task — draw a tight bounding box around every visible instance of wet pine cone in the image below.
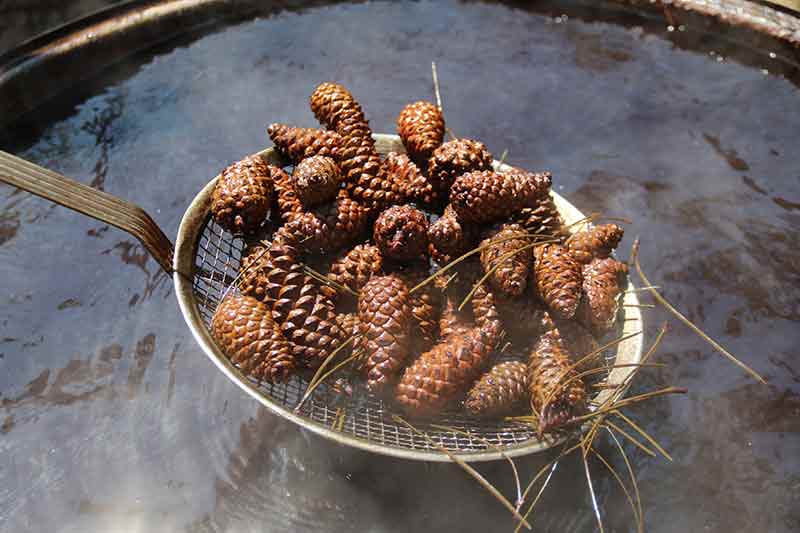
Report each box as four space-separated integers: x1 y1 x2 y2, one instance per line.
282 196 370 253
577 257 628 335
528 334 587 434
532 243 583 320
358 275 413 395
515 193 567 241
327 244 384 295
428 205 476 266
449 169 552 224
568 224 625 265
211 294 297 383
396 100 445 165
465 361 530 417
373 204 430 262
539 315 603 375
399 267 443 351
211 156 275 234
267 123 342 163
479 223 532 297
292 155 341 208
382 152 435 206
427 139 493 201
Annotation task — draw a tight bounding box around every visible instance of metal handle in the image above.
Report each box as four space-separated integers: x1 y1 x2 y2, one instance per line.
0 150 174 273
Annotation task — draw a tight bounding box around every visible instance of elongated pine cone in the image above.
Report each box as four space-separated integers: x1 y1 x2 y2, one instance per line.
400 267 442 350
528 335 587 433
282 196 370 253
470 282 504 339
428 139 493 201
428 205 476 265
211 156 275 234
373 204 430 262
480 223 532 296
292 155 341 208
272 165 303 222
395 323 498 417
239 232 302 306
397 101 445 165
310 82 374 143
267 123 342 163
465 361 530 417
450 170 552 224
211 295 296 383
280 287 343 368
358 275 412 395
327 244 384 295
540 317 602 374
532 243 583 320
577 257 628 335
382 152 434 206
568 224 625 265
515 193 567 241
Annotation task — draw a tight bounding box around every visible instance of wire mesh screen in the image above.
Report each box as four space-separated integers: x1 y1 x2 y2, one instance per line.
191 214 621 455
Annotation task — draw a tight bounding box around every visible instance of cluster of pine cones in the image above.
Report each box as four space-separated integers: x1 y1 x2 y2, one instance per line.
208 82 628 434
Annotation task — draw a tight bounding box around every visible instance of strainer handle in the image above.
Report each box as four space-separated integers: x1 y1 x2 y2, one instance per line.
0 150 174 273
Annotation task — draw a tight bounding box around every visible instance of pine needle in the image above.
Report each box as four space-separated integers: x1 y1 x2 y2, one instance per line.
604 420 657 457
613 410 673 462
431 61 443 112
606 426 645 533
392 415 532 530
295 336 356 412
220 240 273 302
624 303 656 309
582 448 605 533
570 387 688 424
630 238 767 385
302 264 358 297
497 148 509 168
592 446 642 532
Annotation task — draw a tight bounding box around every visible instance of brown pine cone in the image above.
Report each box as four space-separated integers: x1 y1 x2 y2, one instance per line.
310 83 374 144
540 317 602 375
479 223 532 297
292 155 341 208
358 275 412 395
335 312 360 341
515 193 567 241
577 257 628 335
272 165 303 222
396 101 445 165
470 282 504 340
211 156 274 234
280 288 343 369
239 232 302 306
568 224 625 265
532 243 583 320
282 196 370 253
327 244 384 295
211 294 296 383
438 291 472 340
267 123 342 163
382 152 434 206
450 169 551 224
373 204 430 262
528 335 587 434
465 361 530 417
496 295 550 345
399 267 443 351
395 323 498 418
428 139 493 201
428 205 477 266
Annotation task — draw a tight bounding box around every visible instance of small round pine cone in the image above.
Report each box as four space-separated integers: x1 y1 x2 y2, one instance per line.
450 169 551 225
528 335 587 434
479 223 532 297
428 205 477 266
267 123 342 163
211 156 275 234
465 361 530 417
428 139 493 201
373 204 430 262
515 193 567 241
568 224 625 265
532 243 583 320
576 257 628 336
327 244 384 295
396 101 445 165
292 155 341 208
358 275 413 395
211 294 297 383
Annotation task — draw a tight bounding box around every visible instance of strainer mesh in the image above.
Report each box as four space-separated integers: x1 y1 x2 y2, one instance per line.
191 215 615 454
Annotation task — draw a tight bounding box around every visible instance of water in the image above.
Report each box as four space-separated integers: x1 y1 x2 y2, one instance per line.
1 1 799 531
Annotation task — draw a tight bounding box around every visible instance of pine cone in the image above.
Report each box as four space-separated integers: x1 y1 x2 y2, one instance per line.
428 139 493 201
568 224 625 265
515 193 567 241
396 101 445 165
373 204 430 262
282 196 370 253
267 123 342 163
310 82 374 144
470 282 504 340
211 156 274 234
358 275 412 395
577 257 628 335
272 165 303 222
479 223 532 297
450 170 551 224
465 361 530 417
428 205 477 265
239 232 302 306
335 312 360 340
382 152 435 206
496 295 550 345
528 335 587 434
532 243 583 320
327 244 384 295
399 267 442 351
540 317 602 375
292 155 341 208
439 292 472 340
395 323 497 418
211 294 296 383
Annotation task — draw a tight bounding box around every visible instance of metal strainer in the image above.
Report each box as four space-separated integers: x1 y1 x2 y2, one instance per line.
0 134 643 462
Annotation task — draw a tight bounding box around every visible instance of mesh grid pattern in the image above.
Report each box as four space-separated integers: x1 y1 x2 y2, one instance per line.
192 216 616 455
